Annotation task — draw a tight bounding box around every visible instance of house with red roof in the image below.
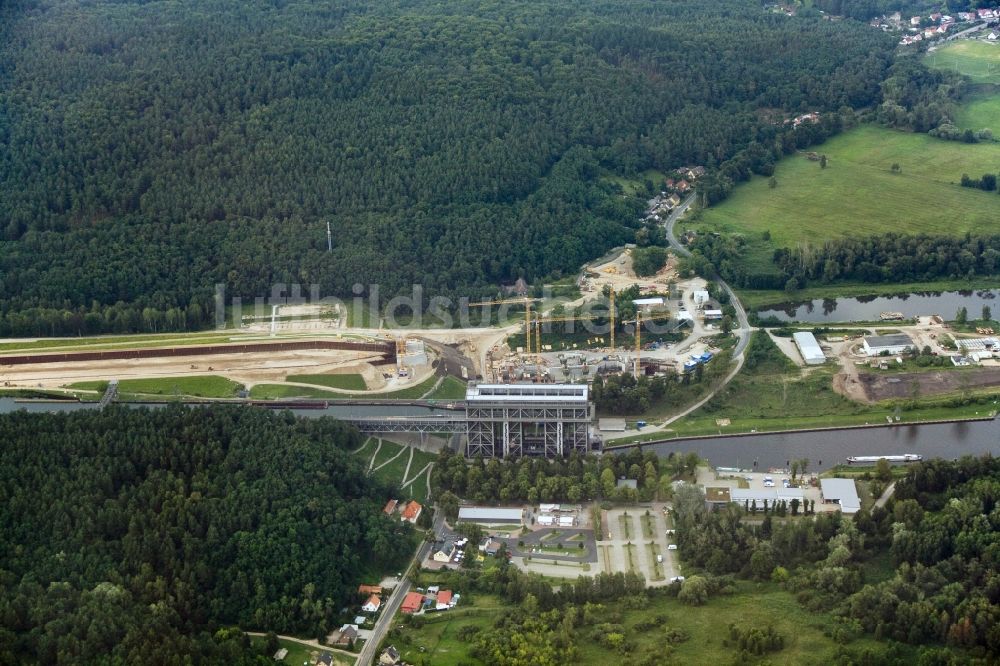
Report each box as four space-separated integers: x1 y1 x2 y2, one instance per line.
383 499 398 516
362 594 382 613
401 500 422 524
436 590 453 610
401 591 424 614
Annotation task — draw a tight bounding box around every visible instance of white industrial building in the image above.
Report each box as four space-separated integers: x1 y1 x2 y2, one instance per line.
820 478 861 514
793 331 826 365
537 514 575 527
692 290 710 309
957 337 1000 352
730 487 805 506
862 333 914 357
703 309 723 321
457 507 524 524
633 297 665 310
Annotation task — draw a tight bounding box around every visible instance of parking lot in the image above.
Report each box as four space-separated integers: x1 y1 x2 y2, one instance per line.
599 505 679 586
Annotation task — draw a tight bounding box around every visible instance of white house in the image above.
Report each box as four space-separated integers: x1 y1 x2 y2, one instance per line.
362 595 382 613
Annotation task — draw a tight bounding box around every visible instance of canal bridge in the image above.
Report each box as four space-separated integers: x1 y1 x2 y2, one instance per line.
339 412 467 433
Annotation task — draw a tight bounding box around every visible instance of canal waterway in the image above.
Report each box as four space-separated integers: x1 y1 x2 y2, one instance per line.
3 399 997 472
758 290 999 324
641 419 1000 472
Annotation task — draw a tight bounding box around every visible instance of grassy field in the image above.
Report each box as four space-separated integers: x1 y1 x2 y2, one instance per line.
392 594 507 666
695 124 1000 250
925 40 1000 84
248 383 345 399
425 376 467 400
954 88 1000 133
395 580 894 665
285 373 367 390
248 373 440 401
67 375 242 398
351 437 437 501
369 439 405 470
602 169 668 196
0 332 239 354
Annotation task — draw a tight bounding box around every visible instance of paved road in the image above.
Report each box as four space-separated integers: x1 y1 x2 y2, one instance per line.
874 481 897 509
603 194 753 440
664 193 751 357
355 511 444 666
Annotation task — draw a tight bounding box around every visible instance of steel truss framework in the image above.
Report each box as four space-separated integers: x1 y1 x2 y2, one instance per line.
466 403 590 459
346 417 466 433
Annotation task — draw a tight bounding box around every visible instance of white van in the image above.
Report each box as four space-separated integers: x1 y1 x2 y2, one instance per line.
656 554 663 563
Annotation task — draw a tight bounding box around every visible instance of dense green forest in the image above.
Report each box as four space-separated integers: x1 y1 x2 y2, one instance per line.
673 455 1000 661
0 406 412 663
0 0 897 335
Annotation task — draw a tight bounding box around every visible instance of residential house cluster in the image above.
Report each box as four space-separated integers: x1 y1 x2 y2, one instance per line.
383 498 422 524
896 7 998 45
642 166 705 224
400 585 460 614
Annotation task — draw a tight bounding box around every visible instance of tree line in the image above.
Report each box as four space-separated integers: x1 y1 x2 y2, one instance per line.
672 455 1000 661
433 447 700 506
0 0 897 335
0 406 413 663
692 231 1000 291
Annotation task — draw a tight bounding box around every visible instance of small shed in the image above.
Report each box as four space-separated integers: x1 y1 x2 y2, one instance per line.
598 418 627 431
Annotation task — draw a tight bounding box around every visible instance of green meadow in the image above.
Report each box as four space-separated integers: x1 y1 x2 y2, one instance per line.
924 39 1000 84
695 124 1000 249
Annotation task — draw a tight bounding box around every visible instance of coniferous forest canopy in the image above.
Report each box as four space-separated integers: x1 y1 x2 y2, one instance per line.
0 0 897 335
0 406 412 664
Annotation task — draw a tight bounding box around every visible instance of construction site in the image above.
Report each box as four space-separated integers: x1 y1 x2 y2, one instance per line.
480 249 730 386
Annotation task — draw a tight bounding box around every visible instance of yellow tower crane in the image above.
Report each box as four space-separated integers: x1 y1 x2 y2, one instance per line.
467 297 539 354
609 286 616 351
623 310 674 379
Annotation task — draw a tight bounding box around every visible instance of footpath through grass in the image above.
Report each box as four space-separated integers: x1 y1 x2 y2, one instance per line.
248 373 440 400
696 124 1000 252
